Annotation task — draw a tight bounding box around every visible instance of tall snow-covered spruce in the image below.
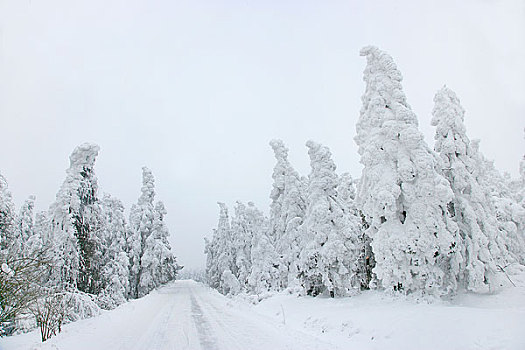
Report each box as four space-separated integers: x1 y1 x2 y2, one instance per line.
298 141 361 296
98 194 130 308
471 139 525 266
268 139 307 290
355 46 459 296
246 202 278 294
129 167 180 298
48 143 104 294
431 86 509 292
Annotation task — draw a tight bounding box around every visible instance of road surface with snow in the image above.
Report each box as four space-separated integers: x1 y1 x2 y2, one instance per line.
3 270 525 350
1 280 337 350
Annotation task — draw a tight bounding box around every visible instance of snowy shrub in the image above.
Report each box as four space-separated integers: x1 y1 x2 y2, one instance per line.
221 269 241 295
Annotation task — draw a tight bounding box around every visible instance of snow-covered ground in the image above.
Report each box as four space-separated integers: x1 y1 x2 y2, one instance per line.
2 266 525 350
0 280 337 350
253 265 525 350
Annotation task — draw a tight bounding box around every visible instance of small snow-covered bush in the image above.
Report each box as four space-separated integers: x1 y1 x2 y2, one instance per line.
221 270 241 295
30 290 100 342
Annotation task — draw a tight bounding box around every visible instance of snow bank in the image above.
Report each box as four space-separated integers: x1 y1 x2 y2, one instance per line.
253 264 525 350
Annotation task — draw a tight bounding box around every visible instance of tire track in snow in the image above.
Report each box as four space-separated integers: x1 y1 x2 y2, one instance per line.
189 283 340 350
190 291 219 350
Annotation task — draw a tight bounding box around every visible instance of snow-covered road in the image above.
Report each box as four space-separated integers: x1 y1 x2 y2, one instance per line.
1 280 338 350
4 274 525 350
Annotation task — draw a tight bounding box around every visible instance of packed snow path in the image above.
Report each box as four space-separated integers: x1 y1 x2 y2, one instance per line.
1 280 338 350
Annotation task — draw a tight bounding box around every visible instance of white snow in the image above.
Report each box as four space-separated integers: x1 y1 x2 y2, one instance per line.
3 268 525 350
0 280 336 350
253 264 525 350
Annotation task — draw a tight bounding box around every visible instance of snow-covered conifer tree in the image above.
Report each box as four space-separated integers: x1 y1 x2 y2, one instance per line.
0 172 16 250
204 232 220 290
215 202 238 294
153 201 180 284
230 201 271 292
470 140 525 266
510 131 525 208
231 202 253 291
98 194 130 308
129 168 179 298
355 47 459 295
513 136 525 249
298 141 360 296
139 201 180 294
34 211 49 249
129 167 157 298
247 203 279 294
48 143 104 293
15 196 39 256
205 202 242 294
431 86 512 291
268 140 306 290
337 173 374 289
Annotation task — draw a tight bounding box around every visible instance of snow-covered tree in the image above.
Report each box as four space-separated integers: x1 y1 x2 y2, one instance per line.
128 167 156 298
204 233 220 290
34 211 50 251
215 202 238 294
14 196 41 256
0 176 49 336
205 202 241 294
231 202 254 291
510 130 525 207
470 140 525 266
0 172 16 250
355 46 459 296
338 173 374 289
511 133 525 255
98 194 130 308
139 201 180 295
230 201 272 292
268 140 307 290
431 86 510 292
129 168 179 298
298 141 361 296
48 143 104 294
247 205 279 294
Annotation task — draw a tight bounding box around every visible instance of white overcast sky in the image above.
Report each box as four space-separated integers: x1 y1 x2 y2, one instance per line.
1 0 524 269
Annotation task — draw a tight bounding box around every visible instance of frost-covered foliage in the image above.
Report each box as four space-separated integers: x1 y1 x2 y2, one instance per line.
178 268 206 282
205 46 524 300
268 139 307 290
139 201 180 295
511 133 525 254
206 201 278 295
97 194 129 309
1 144 180 337
354 46 460 296
298 141 361 296
230 202 255 290
338 173 375 289
211 202 239 294
248 222 279 294
431 86 511 292
15 196 42 257
129 168 180 299
470 140 525 265
0 176 48 336
48 143 104 294
0 172 16 250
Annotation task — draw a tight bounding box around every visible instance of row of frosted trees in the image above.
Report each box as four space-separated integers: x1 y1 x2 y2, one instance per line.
205 46 525 298
0 143 180 336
